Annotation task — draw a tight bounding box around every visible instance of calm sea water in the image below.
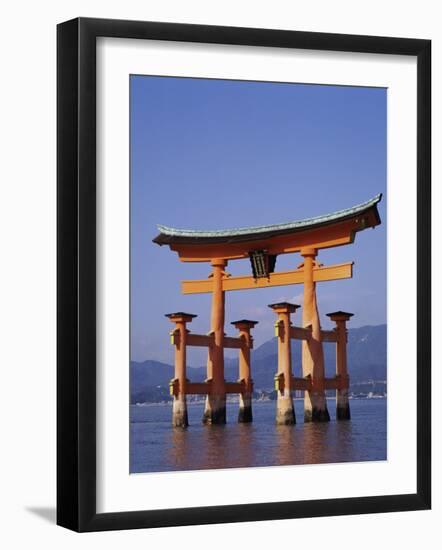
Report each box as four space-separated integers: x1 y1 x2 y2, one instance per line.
130 398 386 473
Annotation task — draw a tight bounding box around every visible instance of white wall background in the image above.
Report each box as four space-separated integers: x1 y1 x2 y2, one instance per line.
0 0 440 547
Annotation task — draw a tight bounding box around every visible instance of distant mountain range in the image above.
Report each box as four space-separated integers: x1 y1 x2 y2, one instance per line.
131 324 386 403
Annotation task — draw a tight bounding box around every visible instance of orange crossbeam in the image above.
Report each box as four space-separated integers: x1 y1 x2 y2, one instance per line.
324 376 349 390
290 326 312 341
186 333 214 348
181 262 353 294
178 377 346 396
185 382 210 395
223 336 244 349
225 382 245 393
185 334 246 349
291 377 313 391
320 329 338 343
274 376 349 392
180 381 247 395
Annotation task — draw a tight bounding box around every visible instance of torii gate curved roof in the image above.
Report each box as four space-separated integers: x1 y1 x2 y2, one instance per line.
153 193 382 262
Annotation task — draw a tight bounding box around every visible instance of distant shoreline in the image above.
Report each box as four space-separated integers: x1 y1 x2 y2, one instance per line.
132 395 387 407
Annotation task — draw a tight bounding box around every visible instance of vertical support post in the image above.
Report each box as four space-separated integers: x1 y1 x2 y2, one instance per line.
300 248 330 422
268 302 300 425
166 312 197 428
327 311 354 420
203 259 227 424
231 320 258 423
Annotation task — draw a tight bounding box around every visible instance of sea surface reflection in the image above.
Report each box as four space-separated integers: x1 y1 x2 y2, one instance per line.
130 398 386 473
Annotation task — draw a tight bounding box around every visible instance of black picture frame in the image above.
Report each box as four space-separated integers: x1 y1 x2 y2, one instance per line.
57 17 431 532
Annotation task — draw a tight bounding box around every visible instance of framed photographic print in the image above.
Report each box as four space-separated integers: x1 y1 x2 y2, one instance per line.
57 17 431 532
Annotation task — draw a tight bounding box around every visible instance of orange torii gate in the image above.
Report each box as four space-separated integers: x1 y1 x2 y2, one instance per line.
153 194 382 427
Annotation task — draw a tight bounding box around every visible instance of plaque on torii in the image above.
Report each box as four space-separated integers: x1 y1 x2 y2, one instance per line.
154 194 382 427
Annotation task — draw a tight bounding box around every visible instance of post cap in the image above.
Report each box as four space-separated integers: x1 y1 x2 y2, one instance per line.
268 302 300 313
231 319 258 328
165 312 197 322
326 311 354 321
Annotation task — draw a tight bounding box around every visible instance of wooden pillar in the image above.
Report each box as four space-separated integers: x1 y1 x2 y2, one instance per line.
327 311 353 420
231 319 258 423
300 248 330 422
166 312 197 428
268 302 300 425
203 259 227 424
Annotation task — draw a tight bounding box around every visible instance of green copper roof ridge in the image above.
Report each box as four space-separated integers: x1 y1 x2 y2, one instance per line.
156 193 382 238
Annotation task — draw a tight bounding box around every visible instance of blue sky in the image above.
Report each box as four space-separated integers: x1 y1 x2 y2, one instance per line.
130 75 386 365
